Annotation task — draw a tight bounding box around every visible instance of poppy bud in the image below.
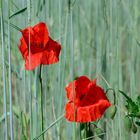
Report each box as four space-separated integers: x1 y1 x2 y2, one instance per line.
95 128 104 139
109 105 117 119
132 123 137 134
124 116 132 132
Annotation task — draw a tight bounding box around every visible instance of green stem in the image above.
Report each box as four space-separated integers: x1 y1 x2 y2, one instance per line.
80 123 90 140
8 1 14 139
39 65 44 140
80 125 82 139
80 123 84 140
85 123 88 138
1 2 8 139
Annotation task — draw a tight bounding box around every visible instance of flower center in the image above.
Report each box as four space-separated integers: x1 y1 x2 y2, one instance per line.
27 41 45 54
39 42 43 48
80 94 85 101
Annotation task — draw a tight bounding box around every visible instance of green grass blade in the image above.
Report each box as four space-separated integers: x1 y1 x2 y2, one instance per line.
8 0 14 139
33 114 64 140
1 1 8 139
9 7 27 19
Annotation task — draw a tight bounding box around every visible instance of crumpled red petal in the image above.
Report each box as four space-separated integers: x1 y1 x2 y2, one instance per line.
33 22 49 47
80 83 108 107
65 76 111 123
65 100 111 123
23 37 61 70
65 102 75 121
25 52 43 70
77 100 111 122
75 76 90 97
19 22 61 70
19 37 28 59
65 81 76 101
21 22 49 49
41 37 61 64
66 76 90 101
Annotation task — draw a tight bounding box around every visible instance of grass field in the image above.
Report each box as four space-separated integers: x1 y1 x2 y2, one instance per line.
1 0 140 140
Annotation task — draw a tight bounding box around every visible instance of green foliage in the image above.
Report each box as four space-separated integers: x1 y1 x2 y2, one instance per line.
80 123 85 131
136 95 140 117
80 123 105 140
80 123 94 140
119 90 140 118
125 101 138 117
119 90 140 135
95 127 104 139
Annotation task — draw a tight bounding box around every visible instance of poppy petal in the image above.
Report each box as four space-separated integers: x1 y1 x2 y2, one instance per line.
76 106 91 122
80 83 108 107
91 78 96 85
19 37 28 59
65 76 111 123
21 22 49 50
19 22 61 70
65 102 75 122
75 76 90 96
21 27 34 46
89 100 111 121
65 81 76 101
77 100 111 122
66 76 90 101
41 37 61 64
25 52 43 70
33 22 49 47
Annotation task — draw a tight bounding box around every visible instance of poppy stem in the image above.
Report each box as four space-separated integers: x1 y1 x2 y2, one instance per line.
39 64 44 140
80 123 85 139
80 125 82 139
85 123 88 138
80 123 90 139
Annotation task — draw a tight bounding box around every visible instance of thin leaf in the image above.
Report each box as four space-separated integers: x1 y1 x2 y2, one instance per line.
119 90 133 102
9 7 27 19
4 20 21 31
33 114 64 140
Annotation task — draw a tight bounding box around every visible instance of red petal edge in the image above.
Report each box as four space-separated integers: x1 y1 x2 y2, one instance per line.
41 37 61 65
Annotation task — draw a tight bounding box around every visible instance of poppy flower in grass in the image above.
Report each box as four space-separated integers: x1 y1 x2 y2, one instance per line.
19 22 61 70
65 76 111 123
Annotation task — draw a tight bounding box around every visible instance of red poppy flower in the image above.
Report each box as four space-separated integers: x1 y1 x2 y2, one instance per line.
65 76 111 123
19 22 61 70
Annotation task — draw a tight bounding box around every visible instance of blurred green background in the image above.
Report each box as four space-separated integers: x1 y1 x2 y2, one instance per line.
1 0 140 139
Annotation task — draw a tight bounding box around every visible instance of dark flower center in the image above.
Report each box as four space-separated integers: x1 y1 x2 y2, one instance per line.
27 41 45 54
39 42 43 48
80 94 85 101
